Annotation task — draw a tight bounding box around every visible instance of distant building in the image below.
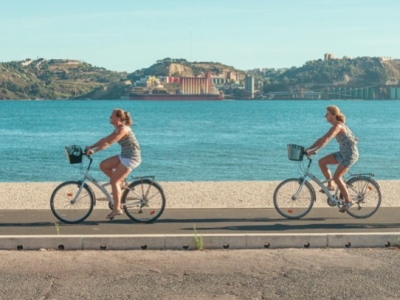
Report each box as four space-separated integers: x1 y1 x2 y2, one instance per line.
211 75 228 85
389 86 400 99
152 76 179 84
21 59 33 66
266 91 322 100
245 76 254 98
134 75 162 88
324 53 335 61
210 71 239 85
227 71 237 82
167 77 180 83
180 72 212 94
52 59 81 65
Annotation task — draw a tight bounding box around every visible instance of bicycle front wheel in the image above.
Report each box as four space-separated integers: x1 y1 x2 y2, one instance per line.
344 177 381 218
273 178 315 219
50 181 94 224
122 179 166 223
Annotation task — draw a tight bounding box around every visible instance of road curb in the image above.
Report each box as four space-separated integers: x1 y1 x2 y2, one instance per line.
1 233 399 250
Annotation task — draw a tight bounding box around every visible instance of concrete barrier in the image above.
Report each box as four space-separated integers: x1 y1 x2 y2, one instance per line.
1 233 399 250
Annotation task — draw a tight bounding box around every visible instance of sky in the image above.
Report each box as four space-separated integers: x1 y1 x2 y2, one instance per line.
1 0 399 73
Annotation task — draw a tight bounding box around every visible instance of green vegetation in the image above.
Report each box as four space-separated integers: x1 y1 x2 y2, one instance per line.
0 59 126 100
248 57 400 98
193 224 204 250
127 57 243 83
54 222 60 235
259 57 396 91
1 56 400 100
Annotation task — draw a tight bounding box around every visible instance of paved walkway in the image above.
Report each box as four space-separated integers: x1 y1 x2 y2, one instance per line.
0 207 399 235
0 208 399 250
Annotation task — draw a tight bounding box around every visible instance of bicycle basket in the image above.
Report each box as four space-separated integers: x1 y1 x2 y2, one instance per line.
65 145 83 164
287 144 305 161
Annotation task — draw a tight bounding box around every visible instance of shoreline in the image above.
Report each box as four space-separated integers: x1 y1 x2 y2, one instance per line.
1 180 398 210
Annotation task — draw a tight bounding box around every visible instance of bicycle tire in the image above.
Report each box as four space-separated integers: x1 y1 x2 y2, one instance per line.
121 179 166 223
344 177 381 218
273 178 315 219
50 181 94 224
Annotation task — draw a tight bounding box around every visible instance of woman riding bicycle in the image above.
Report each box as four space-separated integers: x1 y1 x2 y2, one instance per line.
305 105 359 213
86 108 141 219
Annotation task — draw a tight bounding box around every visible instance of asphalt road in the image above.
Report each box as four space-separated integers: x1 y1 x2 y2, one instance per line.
1 208 400 299
0 207 399 236
0 248 400 300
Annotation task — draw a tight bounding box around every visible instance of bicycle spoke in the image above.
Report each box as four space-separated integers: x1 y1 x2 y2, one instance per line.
122 179 165 223
273 178 314 219
346 178 381 218
50 181 94 224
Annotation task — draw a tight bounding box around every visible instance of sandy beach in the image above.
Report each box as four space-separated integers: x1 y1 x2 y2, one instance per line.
1 180 399 209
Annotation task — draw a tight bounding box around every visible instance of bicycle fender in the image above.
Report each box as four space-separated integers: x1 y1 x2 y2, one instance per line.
83 183 97 206
303 179 317 202
347 176 381 189
122 178 166 200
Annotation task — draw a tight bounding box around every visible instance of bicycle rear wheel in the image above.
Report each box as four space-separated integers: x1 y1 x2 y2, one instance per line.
122 179 166 223
50 181 94 224
344 177 381 218
273 178 315 219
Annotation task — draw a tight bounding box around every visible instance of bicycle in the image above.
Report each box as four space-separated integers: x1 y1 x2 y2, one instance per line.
50 145 166 224
273 144 382 219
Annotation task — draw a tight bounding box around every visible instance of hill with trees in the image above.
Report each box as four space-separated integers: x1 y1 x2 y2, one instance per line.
1 56 400 100
0 59 126 100
127 58 245 82
248 56 400 99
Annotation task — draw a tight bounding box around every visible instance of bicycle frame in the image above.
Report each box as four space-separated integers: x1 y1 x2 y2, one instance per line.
70 157 113 206
273 145 381 220
70 157 159 208
296 156 375 207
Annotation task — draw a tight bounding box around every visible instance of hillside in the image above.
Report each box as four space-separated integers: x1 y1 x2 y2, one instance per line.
2 56 400 100
80 58 247 99
127 58 246 82
0 59 127 100
259 57 400 94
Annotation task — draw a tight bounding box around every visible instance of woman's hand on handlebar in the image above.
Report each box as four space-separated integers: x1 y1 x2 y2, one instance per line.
305 148 317 157
85 147 94 157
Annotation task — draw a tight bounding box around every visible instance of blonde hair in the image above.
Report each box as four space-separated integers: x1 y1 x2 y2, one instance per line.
114 108 133 126
327 105 345 123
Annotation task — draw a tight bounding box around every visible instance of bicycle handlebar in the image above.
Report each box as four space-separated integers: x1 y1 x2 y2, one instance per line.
79 147 93 170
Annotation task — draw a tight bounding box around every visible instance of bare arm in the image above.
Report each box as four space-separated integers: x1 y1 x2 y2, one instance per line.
306 124 343 155
86 127 128 155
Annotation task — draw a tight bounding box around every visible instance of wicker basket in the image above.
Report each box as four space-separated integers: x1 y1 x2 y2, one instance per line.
287 144 305 161
65 145 83 164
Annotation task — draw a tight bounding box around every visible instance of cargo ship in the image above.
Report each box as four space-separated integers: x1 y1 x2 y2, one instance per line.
129 91 224 101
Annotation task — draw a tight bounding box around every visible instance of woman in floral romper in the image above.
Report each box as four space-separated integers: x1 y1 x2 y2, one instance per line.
305 105 359 212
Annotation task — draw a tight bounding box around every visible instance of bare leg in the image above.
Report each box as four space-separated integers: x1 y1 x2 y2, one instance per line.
99 155 120 179
99 156 131 218
333 164 351 203
318 154 338 189
109 163 131 213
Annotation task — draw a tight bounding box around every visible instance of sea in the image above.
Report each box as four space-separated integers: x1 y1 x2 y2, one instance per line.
0 99 399 182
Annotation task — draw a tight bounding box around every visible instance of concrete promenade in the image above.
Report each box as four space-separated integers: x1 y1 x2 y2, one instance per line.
0 207 399 250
